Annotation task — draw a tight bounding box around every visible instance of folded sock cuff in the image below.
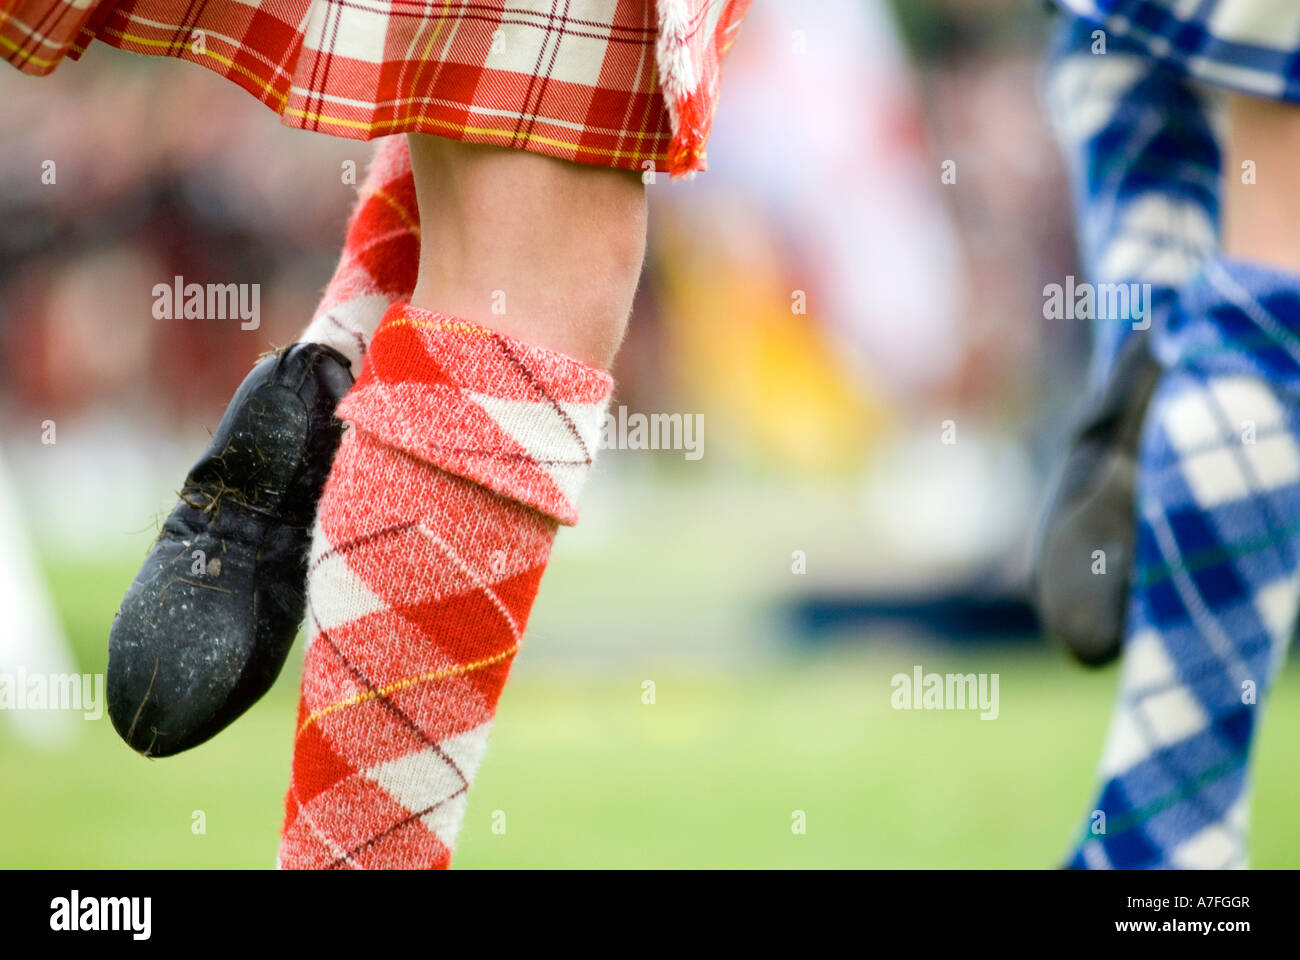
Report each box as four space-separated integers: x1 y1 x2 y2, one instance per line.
1050 1 1300 105
337 302 613 526
1160 257 1300 386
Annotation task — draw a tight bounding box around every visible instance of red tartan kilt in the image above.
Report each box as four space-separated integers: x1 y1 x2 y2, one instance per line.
0 0 746 174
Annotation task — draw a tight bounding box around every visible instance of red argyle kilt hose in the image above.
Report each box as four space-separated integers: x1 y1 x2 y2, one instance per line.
1 0 750 176
298 136 421 368
276 135 617 870
284 146 616 866
282 301 612 869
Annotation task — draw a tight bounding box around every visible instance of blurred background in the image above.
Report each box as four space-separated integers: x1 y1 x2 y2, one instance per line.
2 0 1298 868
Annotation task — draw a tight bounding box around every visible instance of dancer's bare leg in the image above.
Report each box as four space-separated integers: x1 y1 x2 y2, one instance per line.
408 137 646 368
280 138 644 868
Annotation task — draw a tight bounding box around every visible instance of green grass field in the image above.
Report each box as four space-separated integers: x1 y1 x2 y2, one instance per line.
5 556 1300 869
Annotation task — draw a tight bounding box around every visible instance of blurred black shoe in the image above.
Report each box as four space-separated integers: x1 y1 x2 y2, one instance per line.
107 343 353 756
1033 331 1162 666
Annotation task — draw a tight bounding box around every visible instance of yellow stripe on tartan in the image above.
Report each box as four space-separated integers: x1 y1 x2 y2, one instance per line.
407 0 456 116
384 316 495 339
296 642 519 740
283 106 665 161
374 187 420 237
101 27 290 109
0 27 60 69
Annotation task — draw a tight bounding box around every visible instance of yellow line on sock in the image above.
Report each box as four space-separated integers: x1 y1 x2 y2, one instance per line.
372 188 420 238
383 317 495 338
296 642 518 740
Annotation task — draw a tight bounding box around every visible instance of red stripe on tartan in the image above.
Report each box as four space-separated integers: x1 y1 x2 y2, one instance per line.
284 774 452 869
302 616 495 768
335 302 610 525
282 424 547 867
360 306 614 404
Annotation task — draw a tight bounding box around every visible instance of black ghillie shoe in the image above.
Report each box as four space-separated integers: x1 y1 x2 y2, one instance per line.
1033 331 1162 667
108 343 354 756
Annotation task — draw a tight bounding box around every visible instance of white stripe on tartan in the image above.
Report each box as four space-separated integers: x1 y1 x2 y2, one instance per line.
1253 576 1300 645
420 722 493 848
302 292 392 367
1081 840 1112 869
365 721 493 848
1170 796 1249 869
1206 259 1300 369
1179 441 1253 507
1144 481 1253 686
1099 194 1217 286
1046 51 1148 146
115 13 294 78
1187 54 1286 99
1096 698 1151 777
292 783 363 869
283 86 637 137
306 519 389 635
466 393 606 508
415 523 524 644
1118 628 1178 691
1206 1 1300 46
1097 678 1208 779
1209 377 1287 433
1241 433 1300 492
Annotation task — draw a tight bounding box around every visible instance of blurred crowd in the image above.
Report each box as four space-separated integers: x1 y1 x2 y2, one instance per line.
0 0 1087 588
0 53 359 424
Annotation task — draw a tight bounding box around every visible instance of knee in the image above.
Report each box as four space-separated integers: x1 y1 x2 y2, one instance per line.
407 135 645 368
